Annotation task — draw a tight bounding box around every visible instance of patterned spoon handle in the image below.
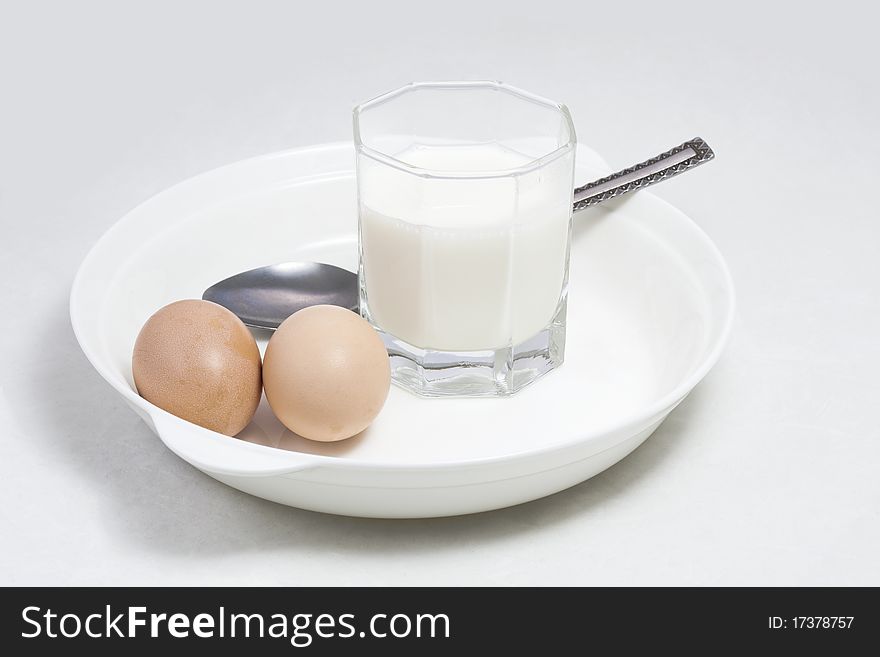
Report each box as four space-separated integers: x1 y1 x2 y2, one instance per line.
572 137 715 212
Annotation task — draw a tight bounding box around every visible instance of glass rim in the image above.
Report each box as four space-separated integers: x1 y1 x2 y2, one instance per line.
352 80 577 180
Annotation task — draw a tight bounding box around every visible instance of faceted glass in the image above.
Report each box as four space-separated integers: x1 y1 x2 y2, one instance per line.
354 81 577 396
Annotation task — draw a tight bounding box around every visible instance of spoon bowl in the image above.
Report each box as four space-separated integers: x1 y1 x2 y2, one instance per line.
203 261 358 329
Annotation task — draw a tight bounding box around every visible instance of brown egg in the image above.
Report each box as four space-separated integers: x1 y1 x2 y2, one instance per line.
262 305 391 442
132 299 262 436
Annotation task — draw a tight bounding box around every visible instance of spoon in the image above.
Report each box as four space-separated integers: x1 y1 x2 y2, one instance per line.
204 137 714 329
204 261 359 330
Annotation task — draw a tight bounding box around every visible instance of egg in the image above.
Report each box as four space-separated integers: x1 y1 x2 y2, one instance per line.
132 299 262 436
262 305 391 442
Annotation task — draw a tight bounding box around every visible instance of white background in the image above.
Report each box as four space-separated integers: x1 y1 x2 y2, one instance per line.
1 0 878 585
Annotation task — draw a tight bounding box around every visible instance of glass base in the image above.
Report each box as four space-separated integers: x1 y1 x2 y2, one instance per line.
371 302 566 398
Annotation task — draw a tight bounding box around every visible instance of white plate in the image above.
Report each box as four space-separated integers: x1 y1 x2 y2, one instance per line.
70 142 734 518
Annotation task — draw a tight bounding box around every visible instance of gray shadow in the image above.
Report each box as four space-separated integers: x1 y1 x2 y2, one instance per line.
27 295 715 560
572 194 637 242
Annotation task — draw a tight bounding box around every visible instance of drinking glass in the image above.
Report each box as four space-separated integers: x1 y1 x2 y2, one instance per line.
354 81 577 396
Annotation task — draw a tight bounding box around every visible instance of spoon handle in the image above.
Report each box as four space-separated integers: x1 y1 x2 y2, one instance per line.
572 137 715 212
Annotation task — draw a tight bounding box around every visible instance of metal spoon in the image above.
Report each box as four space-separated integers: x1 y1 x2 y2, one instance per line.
204 137 714 329
204 262 358 330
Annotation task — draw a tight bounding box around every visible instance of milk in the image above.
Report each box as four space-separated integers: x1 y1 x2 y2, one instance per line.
359 143 573 352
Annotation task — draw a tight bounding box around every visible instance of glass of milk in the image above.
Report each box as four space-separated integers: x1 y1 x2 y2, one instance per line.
354 81 577 397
